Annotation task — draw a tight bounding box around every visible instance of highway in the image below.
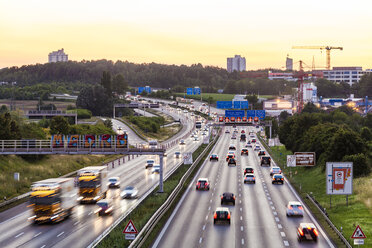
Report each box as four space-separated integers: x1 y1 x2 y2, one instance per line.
0 109 202 248
153 126 335 248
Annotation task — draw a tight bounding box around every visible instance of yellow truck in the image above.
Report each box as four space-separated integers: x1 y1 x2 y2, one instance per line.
77 166 108 204
29 178 77 224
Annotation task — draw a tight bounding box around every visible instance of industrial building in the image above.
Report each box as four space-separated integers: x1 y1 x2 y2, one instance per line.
263 99 293 116
227 55 246 72
48 48 68 63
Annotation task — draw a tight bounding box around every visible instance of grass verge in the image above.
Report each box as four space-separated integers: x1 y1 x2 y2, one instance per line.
258 136 372 247
97 141 214 248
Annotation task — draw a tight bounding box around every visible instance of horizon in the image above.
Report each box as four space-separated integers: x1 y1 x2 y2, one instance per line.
1 1 372 70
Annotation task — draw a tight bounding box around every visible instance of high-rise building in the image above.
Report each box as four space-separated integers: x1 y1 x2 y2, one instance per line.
227 55 246 72
48 48 68 63
286 56 293 71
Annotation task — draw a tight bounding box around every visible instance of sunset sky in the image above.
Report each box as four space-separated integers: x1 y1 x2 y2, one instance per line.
1 0 372 70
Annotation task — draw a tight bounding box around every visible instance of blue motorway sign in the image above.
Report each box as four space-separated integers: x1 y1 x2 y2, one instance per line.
138 87 144 94
233 101 241 109
217 101 233 109
186 88 193 95
256 110 266 120
225 110 245 118
246 110 256 117
241 101 249 109
194 87 201 95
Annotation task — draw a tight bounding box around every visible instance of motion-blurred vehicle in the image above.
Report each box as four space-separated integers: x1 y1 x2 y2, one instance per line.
226 151 235 161
94 199 113 216
244 173 256 184
193 137 199 141
175 151 181 158
240 133 246 142
227 158 237 166
261 156 271 166
229 144 236 150
120 186 138 199
221 192 235 205
251 138 257 143
145 159 155 169
286 201 304 217
270 167 282 176
196 178 210 190
245 143 253 148
297 223 318 242
152 165 160 174
77 166 108 203
231 135 237 140
213 207 231 225
272 174 284 184
254 145 261 151
244 167 254 174
179 139 186 145
210 154 219 161
258 150 266 156
225 129 230 133
241 148 249 156
241 130 245 133
107 177 120 188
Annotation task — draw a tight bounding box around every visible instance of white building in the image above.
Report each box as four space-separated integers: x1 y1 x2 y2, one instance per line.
48 48 68 63
263 99 293 116
322 67 372 86
303 83 317 103
286 56 293 71
227 55 246 72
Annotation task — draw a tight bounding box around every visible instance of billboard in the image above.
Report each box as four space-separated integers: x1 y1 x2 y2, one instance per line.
217 101 233 109
225 110 245 118
326 162 353 195
186 88 193 95
294 152 316 166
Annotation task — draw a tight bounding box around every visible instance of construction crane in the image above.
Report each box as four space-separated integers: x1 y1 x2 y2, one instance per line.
292 46 343 70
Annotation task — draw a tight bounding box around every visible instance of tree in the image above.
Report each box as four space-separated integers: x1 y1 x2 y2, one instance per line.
342 153 370 177
0 112 21 139
76 85 113 116
103 119 112 129
112 74 128 94
50 116 70 135
360 127 372 142
356 73 372 97
278 111 290 123
100 71 112 98
0 105 8 114
302 103 322 113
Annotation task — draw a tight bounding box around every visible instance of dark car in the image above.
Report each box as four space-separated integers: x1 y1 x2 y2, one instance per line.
94 199 114 216
244 173 256 184
241 148 249 156
244 167 254 174
210 154 219 161
227 158 237 166
221 192 235 205
226 152 235 161
240 134 246 142
251 138 257 143
196 178 210 190
213 207 231 225
272 174 284 184
258 150 266 156
297 223 318 242
107 177 120 188
261 156 271 166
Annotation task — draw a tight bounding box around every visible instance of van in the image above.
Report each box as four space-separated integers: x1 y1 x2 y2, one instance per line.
149 140 158 148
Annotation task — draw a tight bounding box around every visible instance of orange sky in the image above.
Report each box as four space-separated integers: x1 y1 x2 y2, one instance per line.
1 0 372 70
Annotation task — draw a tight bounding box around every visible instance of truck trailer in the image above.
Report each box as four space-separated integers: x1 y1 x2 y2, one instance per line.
29 178 77 224
77 166 108 203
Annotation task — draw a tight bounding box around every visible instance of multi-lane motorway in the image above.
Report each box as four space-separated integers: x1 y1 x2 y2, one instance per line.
0 108 201 248
153 126 335 248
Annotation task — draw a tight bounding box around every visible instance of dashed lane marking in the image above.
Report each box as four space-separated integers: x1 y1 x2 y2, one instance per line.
275 217 280 222
208 206 211 211
269 201 273 205
271 206 275 210
15 232 24 238
199 238 203 243
273 211 277 216
280 232 286 237
203 225 206 230
57 232 64 237
242 239 245 245
41 245 46 248
268 197 271 200
240 216 243 221
284 240 289 246
240 208 242 212
34 232 42 238
239 200 242 204
205 215 208 220
241 226 244 231
278 224 283 229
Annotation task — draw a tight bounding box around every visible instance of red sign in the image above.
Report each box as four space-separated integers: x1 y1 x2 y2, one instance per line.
242 117 247 122
237 117 241 122
351 225 366 239
248 117 252 122
254 117 259 122
231 117 235 122
225 117 230 122
123 220 138 234
219 116 224 122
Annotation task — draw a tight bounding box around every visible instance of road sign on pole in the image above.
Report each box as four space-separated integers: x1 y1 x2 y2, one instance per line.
287 155 296 167
351 225 367 239
123 220 138 234
294 152 316 166
183 152 193 164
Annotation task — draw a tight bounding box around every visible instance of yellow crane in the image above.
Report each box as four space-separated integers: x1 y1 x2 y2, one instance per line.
292 46 343 70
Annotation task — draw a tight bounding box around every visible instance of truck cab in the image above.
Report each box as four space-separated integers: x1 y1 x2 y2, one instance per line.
77 166 108 204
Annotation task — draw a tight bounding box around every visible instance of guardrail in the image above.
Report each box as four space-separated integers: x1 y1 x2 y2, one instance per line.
257 135 352 248
129 130 220 247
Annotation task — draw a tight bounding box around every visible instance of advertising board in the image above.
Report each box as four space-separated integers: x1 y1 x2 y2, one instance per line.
326 162 353 195
294 152 316 166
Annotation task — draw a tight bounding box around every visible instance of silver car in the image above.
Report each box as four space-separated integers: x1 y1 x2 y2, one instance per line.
121 186 138 199
286 201 304 217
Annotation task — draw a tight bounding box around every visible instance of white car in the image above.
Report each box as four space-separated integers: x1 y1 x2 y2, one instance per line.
152 165 160 174
193 137 199 141
225 129 230 134
270 167 282 176
107 177 120 188
286 201 304 217
254 145 261 151
179 139 186 145
121 186 138 199
229 144 236 150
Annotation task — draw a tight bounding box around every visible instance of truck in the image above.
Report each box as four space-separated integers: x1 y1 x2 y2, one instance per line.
77 166 108 204
29 178 77 224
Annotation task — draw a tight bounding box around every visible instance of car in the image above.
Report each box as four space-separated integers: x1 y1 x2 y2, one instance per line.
270 167 282 176
254 145 261 151
226 151 235 161
213 207 231 225
233 129 238 133
175 151 181 158
193 137 199 141
120 186 138 199
196 178 210 190
261 156 271 166
210 154 219 161
179 139 186 145
117 126 122 131
231 135 236 140
272 174 284 184
225 129 230 133
202 132 207 136
221 192 235 205
256 125 259 128
240 134 246 141
297 223 318 242
245 143 253 148
229 144 236 150
241 130 245 133
94 199 114 216
251 138 257 143
244 167 254 174
107 177 120 188
241 148 249 156
227 158 237 166
244 173 256 184
286 201 304 217
258 150 266 156
152 165 160 174
145 159 155 169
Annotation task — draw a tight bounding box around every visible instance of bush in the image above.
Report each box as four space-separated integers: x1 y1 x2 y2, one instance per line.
342 153 370 177
128 116 165 133
76 109 92 119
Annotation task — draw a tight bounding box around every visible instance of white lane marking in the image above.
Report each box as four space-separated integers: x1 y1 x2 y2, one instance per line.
240 208 242 212
239 194 241 197
88 211 93 216
239 188 241 191
41 245 46 248
275 217 279 222
269 201 273 205
208 206 211 211
74 221 80 225
212 193 214 196
203 225 206 230
34 232 42 238
15 232 24 238
264 189 268 192
242 239 245 245
284 240 289 246
268 197 272 200
240 216 243 221
273 211 277 216
278 224 282 229
57 231 64 237
199 237 202 243
271 206 275 210
241 226 244 231
281 232 286 237
210 199 212 203
239 200 242 204
205 215 208 220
